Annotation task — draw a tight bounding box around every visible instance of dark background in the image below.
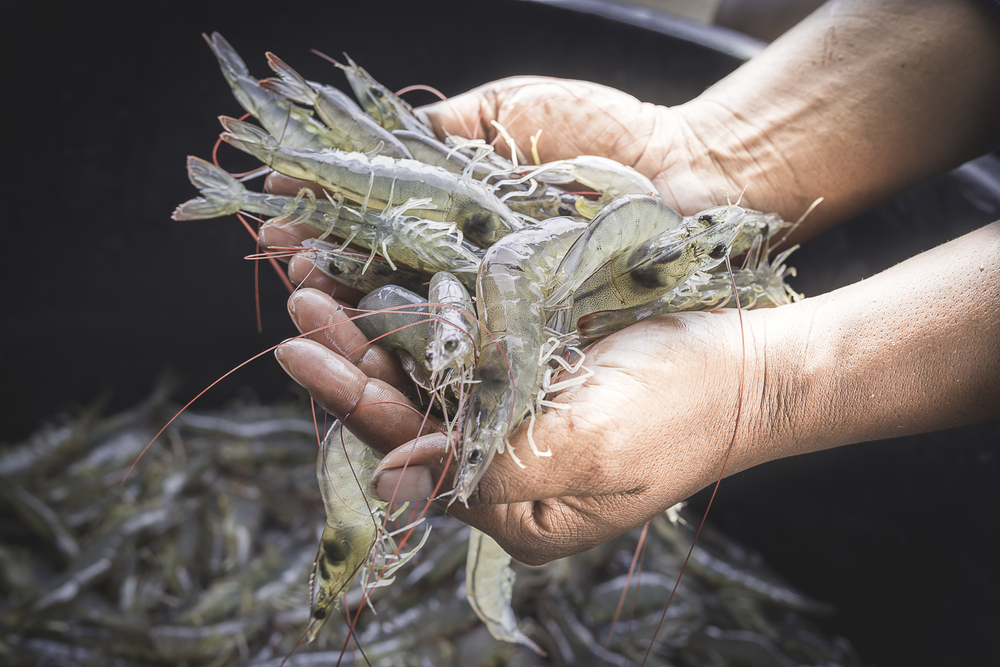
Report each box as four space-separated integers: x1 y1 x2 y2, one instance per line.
6 1 998 664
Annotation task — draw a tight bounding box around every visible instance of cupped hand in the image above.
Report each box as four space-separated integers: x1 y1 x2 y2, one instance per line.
417 76 738 216
276 287 773 565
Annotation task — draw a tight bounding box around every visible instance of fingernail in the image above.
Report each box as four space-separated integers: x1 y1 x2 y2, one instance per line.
373 466 434 502
287 294 302 329
273 341 297 378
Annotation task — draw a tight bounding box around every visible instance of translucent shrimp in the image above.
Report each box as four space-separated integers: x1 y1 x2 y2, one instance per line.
260 52 414 159
354 285 433 390
203 33 343 152
174 157 482 284
301 239 430 296
424 272 479 377
219 117 527 248
172 155 343 224
455 217 591 504
570 204 747 323
465 528 544 655
337 54 437 138
578 238 802 338
514 155 660 218
543 194 685 315
309 421 427 641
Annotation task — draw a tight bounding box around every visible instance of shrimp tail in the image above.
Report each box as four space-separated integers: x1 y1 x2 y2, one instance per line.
202 32 250 80
218 115 278 162
171 156 247 220
260 52 314 105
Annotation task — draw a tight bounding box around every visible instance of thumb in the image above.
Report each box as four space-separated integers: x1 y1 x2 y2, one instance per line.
370 408 616 507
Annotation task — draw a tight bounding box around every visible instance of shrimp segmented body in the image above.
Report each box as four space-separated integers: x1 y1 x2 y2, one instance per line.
516 155 660 218
302 239 430 296
570 204 746 323
455 216 590 503
337 55 436 138
310 421 429 642
219 117 527 248
578 237 802 337
261 52 413 159
466 528 544 655
355 285 432 375
544 194 685 312
308 422 381 640
172 155 344 224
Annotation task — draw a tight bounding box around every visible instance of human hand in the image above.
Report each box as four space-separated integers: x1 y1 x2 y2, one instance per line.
275 285 774 565
417 76 742 217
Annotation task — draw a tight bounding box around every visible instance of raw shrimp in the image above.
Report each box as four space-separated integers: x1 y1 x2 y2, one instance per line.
309 421 427 642
219 117 527 248
301 239 430 296
515 155 660 218
172 155 344 224
466 528 544 655
424 272 479 377
204 33 343 152
455 216 591 504
578 238 802 337
353 285 434 390
175 157 482 284
337 54 436 138
570 204 746 324
261 52 414 159
544 194 685 313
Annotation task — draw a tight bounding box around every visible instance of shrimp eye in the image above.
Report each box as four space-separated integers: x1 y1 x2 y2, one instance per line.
699 213 714 224
467 448 483 464
709 243 727 260
444 340 458 353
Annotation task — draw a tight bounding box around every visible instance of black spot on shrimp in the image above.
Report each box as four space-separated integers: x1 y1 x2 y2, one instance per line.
460 210 502 248
321 537 349 566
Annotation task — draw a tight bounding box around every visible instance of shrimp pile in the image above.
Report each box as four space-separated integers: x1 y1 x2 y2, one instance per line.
173 33 805 655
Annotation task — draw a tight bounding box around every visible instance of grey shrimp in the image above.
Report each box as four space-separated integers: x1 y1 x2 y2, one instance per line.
309 422 427 641
513 155 660 218
455 216 591 504
337 54 437 138
466 528 544 655
204 33 343 153
569 204 747 325
261 52 413 159
219 117 527 248
578 237 802 338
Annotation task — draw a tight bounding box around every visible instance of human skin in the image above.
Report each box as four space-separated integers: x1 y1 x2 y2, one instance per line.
265 0 1000 564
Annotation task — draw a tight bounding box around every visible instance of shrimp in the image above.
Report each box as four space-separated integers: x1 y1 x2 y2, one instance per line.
203 33 344 153
175 157 482 284
353 284 434 390
569 204 747 324
336 54 437 138
310 421 429 642
455 216 591 504
543 194 685 314
260 52 414 159
301 239 431 296
515 155 660 218
424 271 479 377
465 528 544 655
219 116 528 248
308 421 382 641
173 155 343 224
578 237 802 338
